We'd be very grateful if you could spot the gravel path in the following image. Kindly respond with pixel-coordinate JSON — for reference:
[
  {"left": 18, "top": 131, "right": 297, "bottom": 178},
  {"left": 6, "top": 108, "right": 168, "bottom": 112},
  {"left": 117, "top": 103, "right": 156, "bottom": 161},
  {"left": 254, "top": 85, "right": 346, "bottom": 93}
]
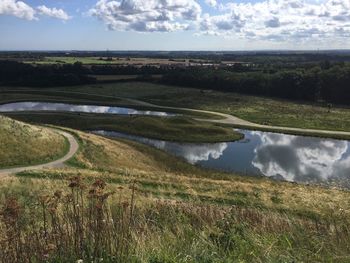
[{"left": 0, "top": 129, "right": 79, "bottom": 177}]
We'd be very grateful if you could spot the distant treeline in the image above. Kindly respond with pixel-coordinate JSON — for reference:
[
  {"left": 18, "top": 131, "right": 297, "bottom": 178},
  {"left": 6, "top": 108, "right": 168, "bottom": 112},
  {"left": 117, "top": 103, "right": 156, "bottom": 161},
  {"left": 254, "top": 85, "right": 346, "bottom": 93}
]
[
  {"left": 1, "top": 60, "right": 350, "bottom": 105},
  {"left": 0, "top": 61, "right": 169, "bottom": 86},
  {"left": 0, "top": 60, "right": 95, "bottom": 87},
  {"left": 162, "top": 63, "right": 350, "bottom": 105},
  {"left": 89, "top": 65, "right": 167, "bottom": 75},
  {"left": 2, "top": 50, "right": 350, "bottom": 63}
]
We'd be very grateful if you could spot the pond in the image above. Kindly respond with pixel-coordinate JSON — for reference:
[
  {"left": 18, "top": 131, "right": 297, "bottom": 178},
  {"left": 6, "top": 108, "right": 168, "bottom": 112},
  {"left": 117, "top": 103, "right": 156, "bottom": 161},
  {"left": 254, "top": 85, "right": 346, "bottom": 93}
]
[
  {"left": 0, "top": 102, "right": 176, "bottom": 116},
  {"left": 93, "top": 130, "right": 350, "bottom": 188}
]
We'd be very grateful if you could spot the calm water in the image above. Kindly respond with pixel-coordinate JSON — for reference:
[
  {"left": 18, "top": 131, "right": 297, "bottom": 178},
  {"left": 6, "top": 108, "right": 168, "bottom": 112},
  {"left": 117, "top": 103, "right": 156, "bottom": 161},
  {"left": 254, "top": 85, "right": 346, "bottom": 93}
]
[
  {"left": 0, "top": 102, "right": 176, "bottom": 116},
  {"left": 94, "top": 130, "right": 350, "bottom": 187}
]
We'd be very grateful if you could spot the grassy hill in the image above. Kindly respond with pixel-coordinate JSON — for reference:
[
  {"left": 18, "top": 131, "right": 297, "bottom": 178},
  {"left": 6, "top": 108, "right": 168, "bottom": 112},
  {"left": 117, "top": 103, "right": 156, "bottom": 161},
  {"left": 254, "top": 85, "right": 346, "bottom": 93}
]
[
  {"left": 0, "top": 115, "right": 68, "bottom": 168},
  {"left": 1, "top": 127, "right": 349, "bottom": 262}
]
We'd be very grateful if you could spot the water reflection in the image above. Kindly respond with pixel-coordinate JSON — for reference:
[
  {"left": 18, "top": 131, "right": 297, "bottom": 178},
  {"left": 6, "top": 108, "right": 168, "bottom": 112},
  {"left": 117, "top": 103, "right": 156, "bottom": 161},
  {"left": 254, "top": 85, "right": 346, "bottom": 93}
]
[
  {"left": 251, "top": 131, "right": 350, "bottom": 183},
  {"left": 93, "top": 129, "right": 350, "bottom": 187},
  {"left": 93, "top": 131, "right": 228, "bottom": 164},
  {"left": 0, "top": 102, "right": 175, "bottom": 116}
]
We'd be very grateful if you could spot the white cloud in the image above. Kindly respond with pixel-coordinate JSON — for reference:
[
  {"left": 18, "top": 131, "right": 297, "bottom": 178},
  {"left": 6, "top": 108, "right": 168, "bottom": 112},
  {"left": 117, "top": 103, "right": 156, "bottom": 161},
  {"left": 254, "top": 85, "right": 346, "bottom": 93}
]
[
  {"left": 0, "top": 0, "right": 70, "bottom": 21},
  {"left": 251, "top": 131, "right": 349, "bottom": 182},
  {"left": 89, "top": 0, "right": 202, "bottom": 32},
  {"left": 37, "top": 5, "right": 71, "bottom": 21},
  {"left": 0, "top": 0, "right": 36, "bottom": 20},
  {"left": 199, "top": 0, "right": 350, "bottom": 42}
]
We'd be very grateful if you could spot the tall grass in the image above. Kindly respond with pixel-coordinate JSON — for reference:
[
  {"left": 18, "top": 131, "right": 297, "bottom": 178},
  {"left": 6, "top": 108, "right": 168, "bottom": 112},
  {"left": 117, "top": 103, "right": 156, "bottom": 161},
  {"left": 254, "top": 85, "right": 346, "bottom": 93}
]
[
  {"left": 0, "top": 177, "right": 136, "bottom": 262},
  {"left": 0, "top": 116, "right": 68, "bottom": 168},
  {"left": 1, "top": 177, "right": 350, "bottom": 262}
]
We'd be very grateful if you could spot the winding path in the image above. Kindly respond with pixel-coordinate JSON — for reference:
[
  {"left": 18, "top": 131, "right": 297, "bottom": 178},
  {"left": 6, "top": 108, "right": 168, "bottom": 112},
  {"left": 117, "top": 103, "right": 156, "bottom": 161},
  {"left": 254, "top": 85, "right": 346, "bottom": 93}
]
[
  {"left": 147, "top": 103, "right": 350, "bottom": 138},
  {"left": 2, "top": 89, "right": 350, "bottom": 138},
  {"left": 0, "top": 129, "right": 79, "bottom": 177},
  {"left": 2, "top": 89, "right": 350, "bottom": 179}
]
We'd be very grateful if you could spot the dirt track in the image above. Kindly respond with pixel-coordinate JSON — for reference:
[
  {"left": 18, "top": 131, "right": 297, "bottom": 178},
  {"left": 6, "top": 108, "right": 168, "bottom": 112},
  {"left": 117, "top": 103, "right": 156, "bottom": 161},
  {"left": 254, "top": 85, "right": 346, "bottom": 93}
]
[{"left": 0, "top": 129, "right": 79, "bottom": 177}]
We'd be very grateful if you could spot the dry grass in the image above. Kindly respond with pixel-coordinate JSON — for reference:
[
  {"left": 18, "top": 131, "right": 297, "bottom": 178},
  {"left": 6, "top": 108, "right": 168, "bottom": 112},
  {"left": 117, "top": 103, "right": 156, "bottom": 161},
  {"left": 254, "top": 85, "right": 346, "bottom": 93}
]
[
  {"left": 1, "top": 176, "right": 350, "bottom": 262},
  {"left": 14, "top": 129, "right": 350, "bottom": 218},
  {"left": 0, "top": 116, "right": 68, "bottom": 168},
  {"left": 1, "top": 126, "right": 350, "bottom": 261}
]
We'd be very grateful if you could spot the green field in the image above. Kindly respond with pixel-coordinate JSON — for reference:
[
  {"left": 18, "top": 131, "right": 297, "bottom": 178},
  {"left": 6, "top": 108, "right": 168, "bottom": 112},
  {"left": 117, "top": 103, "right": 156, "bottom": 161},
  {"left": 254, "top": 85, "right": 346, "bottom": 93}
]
[
  {"left": 26, "top": 56, "right": 121, "bottom": 65},
  {"left": 5, "top": 112, "right": 242, "bottom": 143},
  {"left": 48, "top": 82, "right": 350, "bottom": 132},
  {"left": 0, "top": 88, "right": 221, "bottom": 120},
  {"left": 24, "top": 56, "right": 190, "bottom": 65}
]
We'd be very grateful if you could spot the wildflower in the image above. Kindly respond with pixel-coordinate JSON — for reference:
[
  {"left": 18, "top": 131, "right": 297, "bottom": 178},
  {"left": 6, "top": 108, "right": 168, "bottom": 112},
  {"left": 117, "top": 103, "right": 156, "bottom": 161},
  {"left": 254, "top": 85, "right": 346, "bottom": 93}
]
[
  {"left": 76, "top": 260, "right": 83, "bottom": 263},
  {"left": 69, "top": 176, "right": 82, "bottom": 188},
  {"left": 92, "top": 179, "right": 106, "bottom": 189},
  {"left": 1, "top": 197, "right": 21, "bottom": 224},
  {"left": 88, "top": 188, "right": 97, "bottom": 197},
  {"left": 54, "top": 190, "right": 62, "bottom": 199}
]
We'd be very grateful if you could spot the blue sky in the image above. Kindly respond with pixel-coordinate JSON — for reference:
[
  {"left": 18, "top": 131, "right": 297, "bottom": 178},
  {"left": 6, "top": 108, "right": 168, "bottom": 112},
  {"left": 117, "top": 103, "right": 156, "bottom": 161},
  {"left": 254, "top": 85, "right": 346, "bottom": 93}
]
[{"left": 1, "top": 0, "right": 349, "bottom": 50}]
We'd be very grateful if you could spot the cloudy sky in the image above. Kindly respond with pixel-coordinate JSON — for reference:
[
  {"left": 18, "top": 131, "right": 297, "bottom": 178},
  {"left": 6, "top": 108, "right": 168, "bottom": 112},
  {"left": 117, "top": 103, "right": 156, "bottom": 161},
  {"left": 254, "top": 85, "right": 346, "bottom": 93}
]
[{"left": 1, "top": 0, "right": 349, "bottom": 50}]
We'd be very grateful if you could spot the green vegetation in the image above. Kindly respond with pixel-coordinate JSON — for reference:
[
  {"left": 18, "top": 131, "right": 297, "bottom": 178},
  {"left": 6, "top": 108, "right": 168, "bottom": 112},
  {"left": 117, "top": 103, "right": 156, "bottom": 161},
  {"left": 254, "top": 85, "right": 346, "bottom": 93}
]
[
  {"left": 0, "top": 88, "right": 221, "bottom": 120},
  {"left": 5, "top": 112, "right": 242, "bottom": 143},
  {"left": 53, "top": 82, "right": 350, "bottom": 132},
  {"left": 3, "top": 52, "right": 350, "bottom": 262},
  {"left": 1, "top": 129, "right": 350, "bottom": 262},
  {"left": 30, "top": 56, "right": 120, "bottom": 64},
  {"left": 0, "top": 115, "right": 68, "bottom": 168},
  {"left": 24, "top": 56, "right": 187, "bottom": 65}
]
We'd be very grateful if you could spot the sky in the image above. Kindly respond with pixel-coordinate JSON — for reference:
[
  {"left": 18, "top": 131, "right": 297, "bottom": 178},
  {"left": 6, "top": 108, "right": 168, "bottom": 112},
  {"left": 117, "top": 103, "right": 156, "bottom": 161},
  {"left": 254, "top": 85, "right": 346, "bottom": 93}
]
[{"left": 0, "top": 0, "right": 349, "bottom": 50}]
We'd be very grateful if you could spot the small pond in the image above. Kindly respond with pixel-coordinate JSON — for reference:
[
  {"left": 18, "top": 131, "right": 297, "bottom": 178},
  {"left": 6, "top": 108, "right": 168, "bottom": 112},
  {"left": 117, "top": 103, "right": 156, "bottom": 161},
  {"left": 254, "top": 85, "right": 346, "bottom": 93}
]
[
  {"left": 93, "top": 130, "right": 350, "bottom": 188},
  {"left": 0, "top": 102, "right": 176, "bottom": 116}
]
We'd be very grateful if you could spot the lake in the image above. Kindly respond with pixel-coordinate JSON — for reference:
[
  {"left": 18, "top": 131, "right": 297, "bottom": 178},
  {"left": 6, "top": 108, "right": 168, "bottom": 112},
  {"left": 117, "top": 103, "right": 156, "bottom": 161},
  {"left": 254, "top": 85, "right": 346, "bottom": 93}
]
[
  {"left": 0, "top": 102, "right": 176, "bottom": 116},
  {"left": 94, "top": 130, "right": 350, "bottom": 188}
]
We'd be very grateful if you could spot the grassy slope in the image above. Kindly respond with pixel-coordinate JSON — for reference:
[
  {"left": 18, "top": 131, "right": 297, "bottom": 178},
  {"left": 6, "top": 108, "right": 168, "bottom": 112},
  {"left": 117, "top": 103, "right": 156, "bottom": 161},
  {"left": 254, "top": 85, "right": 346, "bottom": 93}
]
[
  {"left": 5, "top": 112, "right": 242, "bottom": 143},
  {"left": 2, "top": 128, "right": 349, "bottom": 261},
  {"left": 0, "top": 88, "right": 221, "bottom": 120},
  {"left": 51, "top": 82, "right": 350, "bottom": 132},
  {"left": 0, "top": 115, "right": 68, "bottom": 168}
]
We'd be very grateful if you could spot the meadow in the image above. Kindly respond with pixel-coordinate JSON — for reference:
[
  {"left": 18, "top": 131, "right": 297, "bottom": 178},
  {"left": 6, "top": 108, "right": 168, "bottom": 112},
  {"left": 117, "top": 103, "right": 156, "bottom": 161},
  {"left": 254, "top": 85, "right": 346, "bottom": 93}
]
[
  {"left": 2, "top": 81, "right": 350, "bottom": 262},
  {"left": 24, "top": 56, "right": 192, "bottom": 66},
  {"left": 4, "top": 112, "right": 242, "bottom": 143},
  {"left": 0, "top": 116, "right": 68, "bottom": 168},
  {"left": 49, "top": 81, "right": 350, "bottom": 132},
  {"left": 1, "top": 127, "right": 350, "bottom": 262}
]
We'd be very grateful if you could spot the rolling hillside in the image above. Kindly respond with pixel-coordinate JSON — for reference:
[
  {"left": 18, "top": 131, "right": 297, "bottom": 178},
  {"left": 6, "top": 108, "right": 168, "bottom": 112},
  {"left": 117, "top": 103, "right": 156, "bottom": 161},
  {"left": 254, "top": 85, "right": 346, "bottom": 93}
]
[{"left": 0, "top": 115, "right": 68, "bottom": 168}]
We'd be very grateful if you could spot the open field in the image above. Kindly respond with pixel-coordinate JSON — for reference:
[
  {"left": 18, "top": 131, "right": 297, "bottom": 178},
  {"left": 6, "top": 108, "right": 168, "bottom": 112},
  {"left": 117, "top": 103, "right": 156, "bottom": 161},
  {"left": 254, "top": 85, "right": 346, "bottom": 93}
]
[
  {"left": 0, "top": 88, "right": 221, "bottom": 120},
  {"left": 1, "top": 127, "right": 350, "bottom": 261},
  {"left": 0, "top": 116, "right": 68, "bottom": 169},
  {"left": 0, "top": 89, "right": 236, "bottom": 143},
  {"left": 5, "top": 112, "right": 242, "bottom": 143},
  {"left": 47, "top": 81, "right": 350, "bottom": 132},
  {"left": 24, "top": 56, "right": 195, "bottom": 66}
]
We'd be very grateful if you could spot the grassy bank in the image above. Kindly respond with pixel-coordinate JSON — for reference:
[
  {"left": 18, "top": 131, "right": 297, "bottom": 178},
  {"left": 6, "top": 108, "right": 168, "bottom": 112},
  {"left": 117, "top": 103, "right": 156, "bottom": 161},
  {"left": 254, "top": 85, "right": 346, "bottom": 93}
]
[
  {"left": 1, "top": 128, "right": 350, "bottom": 261},
  {"left": 0, "top": 88, "right": 222, "bottom": 120},
  {"left": 0, "top": 115, "right": 68, "bottom": 168},
  {"left": 46, "top": 81, "right": 350, "bottom": 132},
  {"left": 5, "top": 112, "right": 242, "bottom": 143}
]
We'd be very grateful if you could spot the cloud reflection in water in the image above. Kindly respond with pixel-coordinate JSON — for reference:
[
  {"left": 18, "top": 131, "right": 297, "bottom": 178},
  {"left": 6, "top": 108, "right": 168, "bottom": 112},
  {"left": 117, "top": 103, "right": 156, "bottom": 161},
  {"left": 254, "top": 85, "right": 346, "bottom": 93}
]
[
  {"left": 93, "top": 130, "right": 228, "bottom": 164},
  {"left": 93, "top": 129, "right": 350, "bottom": 187},
  {"left": 0, "top": 102, "right": 174, "bottom": 116},
  {"left": 251, "top": 131, "right": 350, "bottom": 182}
]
